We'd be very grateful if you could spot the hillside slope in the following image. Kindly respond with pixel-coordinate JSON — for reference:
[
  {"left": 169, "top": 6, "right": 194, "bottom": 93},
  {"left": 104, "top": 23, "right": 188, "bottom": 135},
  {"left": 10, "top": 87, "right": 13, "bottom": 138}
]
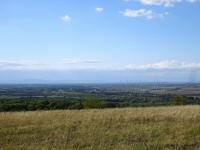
[{"left": 0, "top": 106, "right": 200, "bottom": 149}]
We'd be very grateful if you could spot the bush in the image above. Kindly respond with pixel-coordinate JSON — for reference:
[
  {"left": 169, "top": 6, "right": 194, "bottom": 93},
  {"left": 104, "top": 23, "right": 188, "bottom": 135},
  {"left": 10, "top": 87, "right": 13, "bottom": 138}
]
[
  {"left": 83, "top": 96, "right": 105, "bottom": 109},
  {"left": 171, "top": 96, "right": 187, "bottom": 105},
  {"left": 68, "top": 101, "right": 83, "bottom": 109}
]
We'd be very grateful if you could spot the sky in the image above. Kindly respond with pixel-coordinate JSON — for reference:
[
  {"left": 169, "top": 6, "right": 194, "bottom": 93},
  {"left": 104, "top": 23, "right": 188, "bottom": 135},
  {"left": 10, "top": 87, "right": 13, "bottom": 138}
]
[{"left": 0, "top": 0, "right": 200, "bottom": 83}]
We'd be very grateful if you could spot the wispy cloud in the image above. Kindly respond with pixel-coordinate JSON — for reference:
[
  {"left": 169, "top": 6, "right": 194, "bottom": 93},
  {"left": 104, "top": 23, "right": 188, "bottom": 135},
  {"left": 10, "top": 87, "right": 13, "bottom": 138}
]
[
  {"left": 0, "top": 61, "right": 25, "bottom": 68},
  {"left": 0, "top": 59, "right": 101, "bottom": 70},
  {"left": 138, "top": 0, "right": 181, "bottom": 7},
  {"left": 186, "top": 0, "right": 200, "bottom": 2},
  {"left": 61, "top": 15, "right": 71, "bottom": 23},
  {"left": 122, "top": 9, "right": 168, "bottom": 19},
  {"left": 95, "top": 7, "right": 104, "bottom": 13},
  {"left": 124, "top": 0, "right": 199, "bottom": 7}
]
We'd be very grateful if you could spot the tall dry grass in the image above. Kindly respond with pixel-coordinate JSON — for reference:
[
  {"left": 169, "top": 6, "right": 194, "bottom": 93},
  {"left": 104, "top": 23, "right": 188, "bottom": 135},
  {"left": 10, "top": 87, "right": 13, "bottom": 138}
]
[{"left": 0, "top": 106, "right": 200, "bottom": 149}]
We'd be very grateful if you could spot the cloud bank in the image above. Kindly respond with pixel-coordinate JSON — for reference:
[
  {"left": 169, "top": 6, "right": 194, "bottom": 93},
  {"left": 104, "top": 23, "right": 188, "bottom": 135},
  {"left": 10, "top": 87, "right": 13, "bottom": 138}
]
[
  {"left": 0, "top": 60, "right": 199, "bottom": 83},
  {"left": 0, "top": 60, "right": 200, "bottom": 71},
  {"left": 126, "top": 60, "right": 200, "bottom": 70}
]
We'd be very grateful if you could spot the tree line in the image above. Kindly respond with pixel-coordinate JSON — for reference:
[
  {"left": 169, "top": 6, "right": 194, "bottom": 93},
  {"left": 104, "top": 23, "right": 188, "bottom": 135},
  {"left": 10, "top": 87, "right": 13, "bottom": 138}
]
[{"left": 0, "top": 95, "right": 196, "bottom": 112}]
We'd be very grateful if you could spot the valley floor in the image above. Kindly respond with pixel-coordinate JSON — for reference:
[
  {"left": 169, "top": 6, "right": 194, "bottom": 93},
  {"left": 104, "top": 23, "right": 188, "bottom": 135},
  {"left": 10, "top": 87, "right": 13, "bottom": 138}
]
[{"left": 0, "top": 106, "right": 200, "bottom": 150}]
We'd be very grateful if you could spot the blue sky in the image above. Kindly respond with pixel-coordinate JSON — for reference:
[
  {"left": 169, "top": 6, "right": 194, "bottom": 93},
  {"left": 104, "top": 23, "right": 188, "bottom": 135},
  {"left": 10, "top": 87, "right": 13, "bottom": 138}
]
[{"left": 0, "top": 0, "right": 200, "bottom": 82}]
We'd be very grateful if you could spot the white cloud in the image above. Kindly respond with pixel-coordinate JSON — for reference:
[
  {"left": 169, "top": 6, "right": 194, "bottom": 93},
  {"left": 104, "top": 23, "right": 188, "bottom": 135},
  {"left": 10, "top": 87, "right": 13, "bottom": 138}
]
[
  {"left": 125, "top": 60, "right": 200, "bottom": 70},
  {"left": 95, "top": 7, "right": 104, "bottom": 12},
  {"left": 122, "top": 9, "right": 168, "bottom": 19},
  {"left": 61, "top": 15, "right": 71, "bottom": 23}
]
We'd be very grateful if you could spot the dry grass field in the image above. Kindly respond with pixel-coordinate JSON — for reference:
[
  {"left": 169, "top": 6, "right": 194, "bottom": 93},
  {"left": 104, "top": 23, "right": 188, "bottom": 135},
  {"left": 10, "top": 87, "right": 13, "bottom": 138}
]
[{"left": 0, "top": 106, "right": 200, "bottom": 150}]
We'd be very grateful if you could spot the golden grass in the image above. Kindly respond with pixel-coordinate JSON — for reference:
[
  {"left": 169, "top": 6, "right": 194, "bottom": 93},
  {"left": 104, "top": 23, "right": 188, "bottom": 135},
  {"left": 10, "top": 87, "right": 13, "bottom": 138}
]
[{"left": 0, "top": 106, "right": 200, "bottom": 150}]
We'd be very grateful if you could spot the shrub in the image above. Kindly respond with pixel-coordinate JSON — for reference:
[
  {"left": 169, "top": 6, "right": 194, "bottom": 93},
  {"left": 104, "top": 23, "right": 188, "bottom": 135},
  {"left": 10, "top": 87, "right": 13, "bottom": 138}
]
[
  {"left": 83, "top": 96, "right": 105, "bottom": 109},
  {"left": 171, "top": 96, "right": 187, "bottom": 105}
]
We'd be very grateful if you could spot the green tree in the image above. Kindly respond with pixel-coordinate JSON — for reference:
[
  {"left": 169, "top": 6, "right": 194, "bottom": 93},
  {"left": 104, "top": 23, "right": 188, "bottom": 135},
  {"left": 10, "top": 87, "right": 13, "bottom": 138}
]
[
  {"left": 171, "top": 96, "right": 187, "bottom": 105},
  {"left": 83, "top": 96, "right": 105, "bottom": 109}
]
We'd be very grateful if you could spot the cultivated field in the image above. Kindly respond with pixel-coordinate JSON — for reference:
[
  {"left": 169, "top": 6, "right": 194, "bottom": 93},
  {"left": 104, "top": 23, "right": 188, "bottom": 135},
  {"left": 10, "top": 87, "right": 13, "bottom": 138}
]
[{"left": 0, "top": 106, "right": 200, "bottom": 150}]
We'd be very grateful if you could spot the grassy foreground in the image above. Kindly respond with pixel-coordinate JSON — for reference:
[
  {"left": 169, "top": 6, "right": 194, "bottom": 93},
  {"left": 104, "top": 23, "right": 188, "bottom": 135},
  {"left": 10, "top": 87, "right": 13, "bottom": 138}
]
[{"left": 0, "top": 106, "right": 200, "bottom": 150}]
